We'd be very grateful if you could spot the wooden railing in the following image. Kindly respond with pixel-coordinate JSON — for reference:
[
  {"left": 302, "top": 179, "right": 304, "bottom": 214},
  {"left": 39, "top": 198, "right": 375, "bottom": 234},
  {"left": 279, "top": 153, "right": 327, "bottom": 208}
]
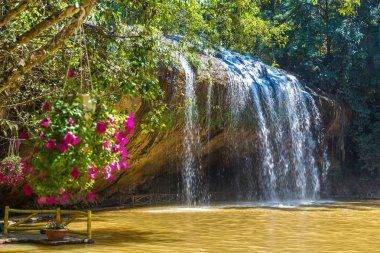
[{"left": 3, "top": 206, "right": 92, "bottom": 239}]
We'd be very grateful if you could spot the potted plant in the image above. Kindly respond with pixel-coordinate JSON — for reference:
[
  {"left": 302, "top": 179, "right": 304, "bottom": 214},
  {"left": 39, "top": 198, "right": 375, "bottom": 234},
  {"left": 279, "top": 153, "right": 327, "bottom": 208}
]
[{"left": 45, "top": 220, "right": 67, "bottom": 241}]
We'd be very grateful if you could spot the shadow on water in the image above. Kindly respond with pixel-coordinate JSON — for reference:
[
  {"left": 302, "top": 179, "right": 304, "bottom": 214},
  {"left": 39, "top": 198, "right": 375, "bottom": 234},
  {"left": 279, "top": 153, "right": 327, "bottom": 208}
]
[{"left": 92, "top": 228, "right": 184, "bottom": 244}]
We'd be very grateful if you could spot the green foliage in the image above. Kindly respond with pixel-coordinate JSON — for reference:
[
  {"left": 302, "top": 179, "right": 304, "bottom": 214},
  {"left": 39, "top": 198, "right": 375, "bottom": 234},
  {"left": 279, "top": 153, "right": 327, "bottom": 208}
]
[
  {"left": 45, "top": 221, "right": 66, "bottom": 229},
  {"left": 260, "top": 0, "right": 380, "bottom": 175},
  {"left": 26, "top": 95, "right": 131, "bottom": 197},
  {"left": 1, "top": 156, "right": 22, "bottom": 175}
]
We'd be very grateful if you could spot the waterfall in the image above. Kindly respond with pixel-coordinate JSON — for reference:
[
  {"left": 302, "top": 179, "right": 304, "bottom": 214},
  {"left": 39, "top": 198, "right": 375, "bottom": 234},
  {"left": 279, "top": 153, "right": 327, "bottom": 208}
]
[
  {"left": 180, "top": 55, "right": 203, "bottom": 205},
  {"left": 220, "top": 51, "right": 329, "bottom": 200}
]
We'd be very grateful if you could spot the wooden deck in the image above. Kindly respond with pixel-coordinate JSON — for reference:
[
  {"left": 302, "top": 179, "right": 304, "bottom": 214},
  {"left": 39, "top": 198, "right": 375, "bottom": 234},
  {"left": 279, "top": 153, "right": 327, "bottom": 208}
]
[{"left": 0, "top": 233, "right": 94, "bottom": 245}]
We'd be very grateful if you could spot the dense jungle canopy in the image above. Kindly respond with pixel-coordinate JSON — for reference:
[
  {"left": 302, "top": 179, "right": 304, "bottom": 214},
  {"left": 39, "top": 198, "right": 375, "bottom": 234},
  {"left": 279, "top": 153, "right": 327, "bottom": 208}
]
[{"left": 0, "top": 0, "right": 379, "bottom": 188}]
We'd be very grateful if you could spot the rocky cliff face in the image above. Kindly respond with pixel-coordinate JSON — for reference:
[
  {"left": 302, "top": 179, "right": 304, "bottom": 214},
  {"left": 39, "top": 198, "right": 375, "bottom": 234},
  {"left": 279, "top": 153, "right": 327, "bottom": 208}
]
[{"left": 94, "top": 54, "right": 351, "bottom": 205}]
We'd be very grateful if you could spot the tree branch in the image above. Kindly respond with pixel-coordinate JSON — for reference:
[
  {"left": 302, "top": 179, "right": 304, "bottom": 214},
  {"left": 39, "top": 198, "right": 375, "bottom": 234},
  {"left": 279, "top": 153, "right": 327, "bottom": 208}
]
[
  {"left": 0, "top": 0, "right": 97, "bottom": 93},
  {"left": 0, "top": 8, "right": 86, "bottom": 93},
  {"left": 1, "top": 6, "right": 81, "bottom": 57},
  {"left": 0, "top": 0, "right": 33, "bottom": 27},
  {"left": 83, "top": 22, "right": 142, "bottom": 40}
]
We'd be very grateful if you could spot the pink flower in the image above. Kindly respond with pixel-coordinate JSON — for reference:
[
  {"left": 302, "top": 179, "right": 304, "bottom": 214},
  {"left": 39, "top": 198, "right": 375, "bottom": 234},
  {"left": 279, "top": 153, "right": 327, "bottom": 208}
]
[
  {"left": 43, "top": 102, "right": 51, "bottom": 111},
  {"left": 41, "top": 117, "right": 49, "bottom": 128},
  {"left": 70, "top": 167, "right": 80, "bottom": 179},
  {"left": 119, "top": 157, "right": 129, "bottom": 171},
  {"left": 120, "top": 137, "right": 128, "bottom": 146},
  {"left": 96, "top": 122, "right": 107, "bottom": 135},
  {"left": 72, "top": 137, "right": 81, "bottom": 146},
  {"left": 109, "top": 117, "right": 114, "bottom": 125},
  {"left": 120, "top": 148, "right": 128, "bottom": 157},
  {"left": 63, "top": 132, "right": 80, "bottom": 146},
  {"left": 87, "top": 192, "right": 96, "bottom": 201},
  {"left": 125, "top": 116, "right": 134, "bottom": 135},
  {"left": 23, "top": 185, "right": 33, "bottom": 197},
  {"left": 15, "top": 139, "right": 21, "bottom": 148},
  {"left": 88, "top": 165, "right": 98, "bottom": 180},
  {"left": 19, "top": 132, "right": 29, "bottom": 139},
  {"left": 39, "top": 131, "right": 46, "bottom": 140},
  {"left": 63, "top": 132, "right": 75, "bottom": 144},
  {"left": 58, "top": 142, "right": 69, "bottom": 152},
  {"left": 68, "top": 118, "right": 74, "bottom": 126},
  {"left": 128, "top": 114, "right": 135, "bottom": 120},
  {"left": 103, "top": 138, "right": 109, "bottom": 148},
  {"left": 46, "top": 139, "right": 56, "bottom": 149},
  {"left": 60, "top": 194, "right": 70, "bottom": 203},
  {"left": 104, "top": 173, "right": 115, "bottom": 180},
  {"left": 46, "top": 196, "right": 58, "bottom": 205},
  {"left": 109, "top": 163, "right": 118, "bottom": 172},
  {"left": 37, "top": 196, "right": 47, "bottom": 205},
  {"left": 115, "top": 132, "right": 125, "bottom": 143},
  {"left": 68, "top": 68, "right": 75, "bottom": 79},
  {"left": 59, "top": 188, "right": 66, "bottom": 194}
]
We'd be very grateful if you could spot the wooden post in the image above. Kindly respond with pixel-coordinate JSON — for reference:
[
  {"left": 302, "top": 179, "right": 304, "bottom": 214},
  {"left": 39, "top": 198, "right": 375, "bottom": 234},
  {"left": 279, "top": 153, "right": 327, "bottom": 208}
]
[
  {"left": 87, "top": 210, "right": 92, "bottom": 239},
  {"left": 4, "top": 206, "right": 9, "bottom": 235},
  {"left": 56, "top": 207, "right": 61, "bottom": 222}
]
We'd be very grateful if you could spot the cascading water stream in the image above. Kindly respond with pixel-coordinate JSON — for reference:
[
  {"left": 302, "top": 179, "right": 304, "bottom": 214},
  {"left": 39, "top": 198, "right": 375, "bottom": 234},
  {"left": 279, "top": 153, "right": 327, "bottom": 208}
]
[
  {"left": 219, "top": 50, "right": 329, "bottom": 200},
  {"left": 180, "top": 55, "right": 202, "bottom": 205},
  {"left": 178, "top": 48, "right": 329, "bottom": 203}
]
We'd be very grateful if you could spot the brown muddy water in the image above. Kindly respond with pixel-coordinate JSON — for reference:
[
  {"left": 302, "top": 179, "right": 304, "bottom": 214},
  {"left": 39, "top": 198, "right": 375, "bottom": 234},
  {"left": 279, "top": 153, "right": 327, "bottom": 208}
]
[{"left": 1, "top": 200, "right": 380, "bottom": 252}]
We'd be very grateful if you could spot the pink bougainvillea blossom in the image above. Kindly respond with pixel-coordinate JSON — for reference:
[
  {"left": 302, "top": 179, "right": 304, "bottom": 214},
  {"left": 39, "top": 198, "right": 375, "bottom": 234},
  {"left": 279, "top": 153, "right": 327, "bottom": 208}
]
[
  {"left": 119, "top": 157, "right": 129, "bottom": 171},
  {"left": 96, "top": 122, "right": 107, "bottom": 135},
  {"left": 63, "top": 132, "right": 80, "bottom": 146},
  {"left": 68, "top": 68, "right": 75, "bottom": 79},
  {"left": 68, "top": 118, "right": 74, "bottom": 126},
  {"left": 41, "top": 117, "right": 50, "bottom": 128},
  {"left": 109, "top": 163, "right": 118, "bottom": 172},
  {"left": 87, "top": 192, "right": 96, "bottom": 201},
  {"left": 46, "top": 139, "right": 56, "bottom": 149},
  {"left": 103, "top": 138, "right": 109, "bottom": 149},
  {"left": 120, "top": 148, "right": 128, "bottom": 158},
  {"left": 88, "top": 165, "right": 98, "bottom": 180},
  {"left": 104, "top": 172, "right": 115, "bottom": 180},
  {"left": 120, "top": 137, "right": 128, "bottom": 146},
  {"left": 109, "top": 117, "right": 114, "bottom": 125},
  {"left": 63, "top": 132, "right": 75, "bottom": 144},
  {"left": 125, "top": 114, "right": 135, "bottom": 134},
  {"left": 15, "top": 139, "right": 21, "bottom": 148},
  {"left": 19, "top": 132, "right": 29, "bottom": 139},
  {"left": 59, "top": 187, "right": 66, "bottom": 195},
  {"left": 70, "top": 167, "right": 80, "bottom": 179},
  {"left": 23, "top": 185, "right": 33, "bottom": 197},
  {"left": 72, "top": 137, "right": 81, "bottom": 146},
  {"left": 37, "top": 197, "right": 47, "bottom": 205},
  {"left": 58, "top": 141, "right": 69, "bottom": 152},
  {"left": 115, "top": 131, "right": 125, "bottom": 143},
  {"left": 43, "top": 102, "right": 51, "bottom": 111},
  {"left": 60, "top": 194, "right": 70, "bottom": 203},
  {"left": 46, "top": 196, "right": 58, "bottom": 205},
  {"left": 39, "top": 130, "right": 46, "bottom": 140}
]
